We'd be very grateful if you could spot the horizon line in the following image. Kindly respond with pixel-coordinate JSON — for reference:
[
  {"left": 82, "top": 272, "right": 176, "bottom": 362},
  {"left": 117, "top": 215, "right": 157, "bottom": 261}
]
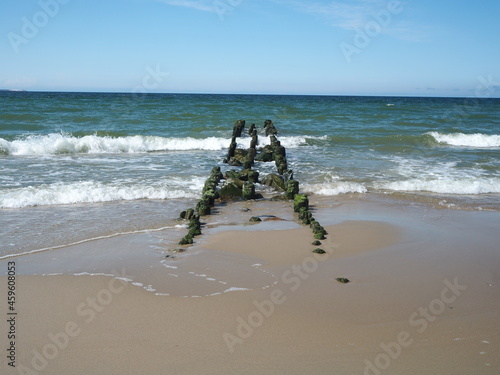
[{"left": 2, "top": 89, "right": 499, "bottom": 100}]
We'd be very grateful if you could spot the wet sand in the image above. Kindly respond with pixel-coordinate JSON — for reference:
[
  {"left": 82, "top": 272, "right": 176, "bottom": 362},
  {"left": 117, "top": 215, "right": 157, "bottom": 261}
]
[{"left": 0, "top": 196, "right": 499, "bottom": 374}]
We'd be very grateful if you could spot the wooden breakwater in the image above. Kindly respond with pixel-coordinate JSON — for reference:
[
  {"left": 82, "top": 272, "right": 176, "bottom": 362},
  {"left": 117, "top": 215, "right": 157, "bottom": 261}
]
[{"left": 175, "top": 120, "right": 328, "bottom": 252}]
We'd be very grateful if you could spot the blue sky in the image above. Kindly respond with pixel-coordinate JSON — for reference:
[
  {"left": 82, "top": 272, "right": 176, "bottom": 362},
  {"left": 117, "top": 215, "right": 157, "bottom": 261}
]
[{"left": 1, "top": 0, "right": 499, "bottom": 97}]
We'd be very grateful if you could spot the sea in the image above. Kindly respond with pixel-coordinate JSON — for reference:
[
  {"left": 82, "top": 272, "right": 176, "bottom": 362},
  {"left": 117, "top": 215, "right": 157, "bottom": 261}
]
[{"left": 1, "top": 92, "right": 499, "bottom": 258}]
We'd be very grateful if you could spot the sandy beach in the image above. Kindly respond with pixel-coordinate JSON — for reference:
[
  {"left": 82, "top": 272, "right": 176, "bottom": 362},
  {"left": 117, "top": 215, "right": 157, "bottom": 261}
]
[
  {"left": 1, "top": 195, "right": 499, "bottom": 374},
  {"left": 3, "top": 0, "right": 500, "bottom": 372}
]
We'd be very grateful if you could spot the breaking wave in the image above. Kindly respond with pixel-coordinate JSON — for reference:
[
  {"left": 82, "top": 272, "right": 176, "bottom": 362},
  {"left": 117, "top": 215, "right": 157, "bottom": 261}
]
[
  {"left": 377, "top": 177, "right": 500, "bottom": 195},
  {"left": 0, "top": 179, "right": 204, "bottom": 208},
  {"left": 302, "top": 181, "right": 368, "bottom": 196},
  {"left": 426, "top": 132, "right": 500, "bottom": 148},
  {"left": 0, "top": 133, "right": 324, "bottom": 156},
  {"left": 0, "top": 134, "right": 230, "bottom": 155}
]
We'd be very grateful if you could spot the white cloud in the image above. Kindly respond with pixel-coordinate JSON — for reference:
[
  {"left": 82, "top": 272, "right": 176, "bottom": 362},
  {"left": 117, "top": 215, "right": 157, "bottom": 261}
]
[
  {"left": 153, "top": 0, "right": 217, "bottom": 13},
  {"left": 382, "top": 21, "right": 431, "bottom": 42},
  {"left": 272, "top": 0, "right": 425, "bottom": 41},
  {"left": 280, "top": 0, "right": 372, "bottom": 29}
]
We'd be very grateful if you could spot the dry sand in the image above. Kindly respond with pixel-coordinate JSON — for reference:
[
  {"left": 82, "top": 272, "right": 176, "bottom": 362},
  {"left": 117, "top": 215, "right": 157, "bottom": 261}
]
[{"left": 1, "top": 196, "right": 499, "bottom": 374}]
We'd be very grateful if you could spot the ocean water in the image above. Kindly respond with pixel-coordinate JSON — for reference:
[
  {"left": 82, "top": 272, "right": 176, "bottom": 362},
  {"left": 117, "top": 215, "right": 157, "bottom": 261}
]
[{"left": 1, "top": 92, "right": 499, "bottom": 256}]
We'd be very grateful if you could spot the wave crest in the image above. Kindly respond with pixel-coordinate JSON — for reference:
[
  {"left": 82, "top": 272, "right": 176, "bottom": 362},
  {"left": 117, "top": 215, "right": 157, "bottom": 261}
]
[
  {"left": 426, "top": 132, "right": 500, "bottom": 148},
  {"left": 302, "top": 181, "right": 367, "bottom": 196},
  {"left": 0, "top": 134, "right": 233, "bottom": 155},
  {"left": 0, "top": 179, "right": 203, "bottom": 208},
  {"left": 0, "top": 133, "right": 322, "bottom": 156},
  {"left": 377, "top": 178, "right": 500, "bottom": 195}
]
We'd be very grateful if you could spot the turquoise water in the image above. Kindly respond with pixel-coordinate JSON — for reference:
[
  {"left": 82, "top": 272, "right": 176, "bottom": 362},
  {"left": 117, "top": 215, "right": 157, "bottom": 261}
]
[{"left": 1, "top": 92, "right": 499, "bottom": 255}]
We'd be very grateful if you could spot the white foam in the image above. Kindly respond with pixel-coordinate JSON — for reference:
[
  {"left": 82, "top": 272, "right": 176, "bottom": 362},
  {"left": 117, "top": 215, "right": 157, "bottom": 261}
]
[
  {"left": 223, "top": 287, "right": 251, "bottom": 293},
  {"left": 303, "top": 181, "right": 368, "bottom": 196},
  {"left": 0, "top": 179, "right": 200, "bottom": 208},
  {"left": 0, "top": 226, "right": 177, "bottom": 260},
  {"left": 427, "top": 132, "right": 500, "bottom": 148},
  {"left": 276, "top": 135, "right": 327, "bottom": 148},
  {"left": 378, "top": 177, "right": 500, "bottom": 194},
  {"left": 115, "top": 277, "right": 134, "bottom": 282},
  {"left": 0, "top": 133, "right": 326, "bottom": 156},
  {"left": 145, "top": 285, "right": 156, "bottom": 292},
  {"left": 390, "top": 156, "right": 458, "bottom": 180},
  {"left": 163, "top": 265, "right": 178, "bottom": 270},
  {"left": 0, "top": 133, "right": 232, "bottom": 155},
  {"left": 237, "top": 135, "right": 326, "bottom": 150}
]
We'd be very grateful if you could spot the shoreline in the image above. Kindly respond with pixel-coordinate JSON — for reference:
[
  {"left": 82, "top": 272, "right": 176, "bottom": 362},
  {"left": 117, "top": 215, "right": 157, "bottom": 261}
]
[
  {"left": 2, "top": 190, "right": 499, "bottom": 260},
  {"left": 1, "top": 197, "right": 499, "bottom": 374}
]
